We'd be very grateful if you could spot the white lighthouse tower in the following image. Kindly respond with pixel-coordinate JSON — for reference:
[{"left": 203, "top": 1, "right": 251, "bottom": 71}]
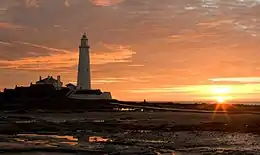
[
  {"left": 69, "top": 33, "right": 112, "bottom": 100},
  {"left": 77, "top": 33, "right": 91, "bottom": 90}
]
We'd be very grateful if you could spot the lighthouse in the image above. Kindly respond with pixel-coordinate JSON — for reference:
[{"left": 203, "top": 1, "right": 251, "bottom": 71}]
[
  {"left": 77, "top": 33, "right": 91, "bottom": 90},
  {"left": 69, "top": 33, "right": 112, "bottom": 100}
]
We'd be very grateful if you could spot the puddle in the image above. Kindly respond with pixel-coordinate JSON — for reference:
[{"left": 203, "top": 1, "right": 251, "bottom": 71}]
[
  {"left": 15, "top": 120, "right": 37, "bottom": 123},
  {"left": 113, "top": 108, "right": 137, "bottom": 111},
  {"left": 93, "top": 120, "right": 105, "bottom": 123},
  {"left": 89, "top": 136, "right": 111, "bottom": 143},
  {"left": 17, "top": 134, "right": 78, "bottom": 141},
  {"left": 131, "top": 130, "right": 151, "bottom": 133},
  {"left": 125, "top": 139, "right": 168, "bottom": 143},
  {"left": 14, "top": 134, "right": 78, "bottom": 146},
  {"left": 0, "top": 131, "right": 259, "bottom": 154}
]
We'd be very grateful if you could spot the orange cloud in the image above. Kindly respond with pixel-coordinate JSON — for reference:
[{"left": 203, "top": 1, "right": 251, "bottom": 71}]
[
  {"left": 92, "top": 76, "right": 152, "bottom": 84},
  {"left": 64, "top": 0, "right": 70, "bottom": 7},
  {"left": 89, "top": 0, "right": 124, "bottom": 6},
  {"left": 197, "top": 19, "right": 234, "bottom": 28},
  {"left": 0, "top": 22, "right": 25, "bottom": 30},
  {"left": 0, "top": 44, "right": 135, "bottom": 71},
  {"left": 0, "top": 8, "right": 7, "bottom": 14},
  {"left": 128, "top": 84, "right": 260, "bottom": 101},
  {"left": 25, "top": 0, "right": 39, "bottom": 8},
  {"left": 209, "top": 77, "right": 260, "bottom": 83},
  {"left": 17, "top": 42, "right": 70, "bottom": 53},
  {"left": 0, "top": 41, "right": 12, "bottom": 46},
  {"left": 168, "top": 31, "right": 220, "bottom": 43}
]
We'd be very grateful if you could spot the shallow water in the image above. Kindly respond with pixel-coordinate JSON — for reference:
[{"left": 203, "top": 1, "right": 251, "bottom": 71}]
[{"left": 1, "top": 112, "right": 260, "bottom": 154}]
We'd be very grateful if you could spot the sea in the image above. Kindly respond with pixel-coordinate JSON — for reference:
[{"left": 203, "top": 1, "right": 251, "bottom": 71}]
[{"left": 1, "top": 111, "right": 260, "bottom": 155}]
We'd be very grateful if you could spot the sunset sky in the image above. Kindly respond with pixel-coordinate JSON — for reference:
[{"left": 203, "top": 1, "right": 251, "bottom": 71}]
[{"left": 1, "top": 0, "right": 260, "bottom": 102}]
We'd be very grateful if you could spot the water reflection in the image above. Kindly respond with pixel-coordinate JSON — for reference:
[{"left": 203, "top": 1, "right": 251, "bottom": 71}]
[
  {"left": 14, "top": 134, "right": 114, "bottom": 146},
  {"left": 93, "top": 119, "right": 105, "bottom": 123},
  {"left": 89, "top": 136, "right": 111, "bottom": 143},
  {"left": 125, "top": 139, "right": 167, "bottom": 143},
  {"left": 113, "top": 108, "right": 138, "bottom": 111},
  {"left": 0, "top": 131, "right": 259, "bottom": 154},
  {"left": 14, "top": 134, "right": 78, "bottom": 147},
  {"left": 15, "top": 120, "right": 37, "bottom": 123},
  {"left": 17, "top": 134, "right": 78, "bottom": 141}
]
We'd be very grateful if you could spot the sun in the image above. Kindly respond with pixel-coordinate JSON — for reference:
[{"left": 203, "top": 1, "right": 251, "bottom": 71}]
[
  {"left": 212, "top": 97, "right": 231, "bottom": 121},
  {"left": 215, "top": 96, "right": 226, "bottom": 104},
  {"left": 209, "top": 86, "right": 233, "bottom": 120},
  {"left": 214, "top": 96, "right": 232, "bottom": 104},
  {"left": 210, "top": 86, "right": 232, "bottom": 103}
]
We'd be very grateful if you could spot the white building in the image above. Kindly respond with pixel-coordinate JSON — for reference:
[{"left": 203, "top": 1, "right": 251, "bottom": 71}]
[
  {"left": 77, "top": 33, "right": 91, "bottom": 90},
  {"left": 36, "top": 75, "right": 63, "bottom": 90},
  {"left": 68, "top": 33, "right": 112, "bottom": 100}
]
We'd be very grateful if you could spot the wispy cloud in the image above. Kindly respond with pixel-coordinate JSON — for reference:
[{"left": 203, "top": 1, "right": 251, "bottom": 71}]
[
  {"left": 125, "top": 84, "right": 260, "bottom": 101},
  {"left": 17, "top": 42, "right": 70, "bottom": 53},
  {"left": 64, "top": 0, "right": 70, "bottom": 7},
  {"left": 0, "top": 41, "right": 12, "bottom": 46},
  {"left": 92, "top": 44, "right": 135, "bottom": 64},
  {"left": 209, "top": 77, "right": 260, "bottom": 83},
  {"left": 0, "top": 8, "right": 8, "bottom": 14},
  {"left": 168, "top": 31, "right": 220, "bottom": 42},
  {"left": 128, "top": 84, "right": 260, "bottom": 95},
  {"left": 92, "top": 77, "right": 126, "bottom": 84},
  {"left": 197, "top": 19, "right": 234, "bottom": 28},
  {"left": 0, "top": 44, "right": 135, "bottom": 71},
  {"left": 66, "top": 76, "right": 151, "bottom": 86},
  {"left": 127, "top": 64, "right": 144, "bottom": 67},
  {"left": 129, "top": 85, "right": 209, "bottom": 94},
  {"left": 0, "top": 22, "right": 25, "bottom": 30},
  {"left": 92, "top": 76, "right": 151, "bottom": 84},
  {"left": 89, "top": 0, "right": 124, "bottom": 6},
  {"left": 25, "top": 0, "right": 39, "bottom": 8}
]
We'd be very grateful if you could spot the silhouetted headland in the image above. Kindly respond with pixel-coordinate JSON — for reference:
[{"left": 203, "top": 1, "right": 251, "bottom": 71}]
[{"left": 1, "top": 83, "right": 260, "bottom": 113}]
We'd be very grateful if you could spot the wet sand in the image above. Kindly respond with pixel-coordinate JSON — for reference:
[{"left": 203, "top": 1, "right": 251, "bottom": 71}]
[{"left": 1, "top": 112, "right": 260, "bottom": 154}]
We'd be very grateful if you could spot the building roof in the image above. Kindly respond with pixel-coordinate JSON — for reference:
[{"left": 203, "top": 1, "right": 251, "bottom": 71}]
[
  {"left": 3, "top": 88, "right": 15, "bottom": 93},
  {"left": 30, "top": 84, "right": 56, "bottom": 90},
  {"left": 15, "top": 86, "right": 30, "bottom": 92},
  {"left": 66, "top": 83, "right": 76, "bottom": 87},
  {"left": 36, "top": 76, "right": 59, "bottom": 83}
]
